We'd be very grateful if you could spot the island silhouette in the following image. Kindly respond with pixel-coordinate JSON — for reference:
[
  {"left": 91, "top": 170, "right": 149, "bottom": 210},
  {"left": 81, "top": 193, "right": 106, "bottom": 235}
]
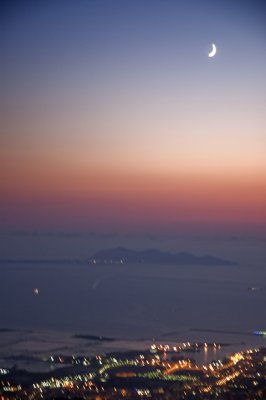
[{"left": 89, "top": 247, "right": 237, "bottom": 266}]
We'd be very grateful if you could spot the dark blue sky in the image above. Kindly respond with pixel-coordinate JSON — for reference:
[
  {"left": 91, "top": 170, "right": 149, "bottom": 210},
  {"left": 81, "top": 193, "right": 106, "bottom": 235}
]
[{"left": 1, "top": 0, "right": 265, "bottom": 234}]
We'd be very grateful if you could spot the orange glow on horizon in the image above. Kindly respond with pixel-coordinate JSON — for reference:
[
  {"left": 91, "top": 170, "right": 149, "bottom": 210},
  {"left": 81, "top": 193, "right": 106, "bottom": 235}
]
[{"left": 1, "top": 155, "right": 265, "bottom": 232}]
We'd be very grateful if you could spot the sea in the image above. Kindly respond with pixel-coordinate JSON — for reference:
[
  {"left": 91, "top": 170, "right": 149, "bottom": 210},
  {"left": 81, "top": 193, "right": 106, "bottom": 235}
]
[{"left": 0, "top": 232, "right": 265, "bottom": 371}]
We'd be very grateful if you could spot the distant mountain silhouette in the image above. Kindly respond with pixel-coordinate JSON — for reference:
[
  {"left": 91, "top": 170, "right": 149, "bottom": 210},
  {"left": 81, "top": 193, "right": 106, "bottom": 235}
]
[{"left": 89, "top": 247, "right": 237, "bottom": 266}]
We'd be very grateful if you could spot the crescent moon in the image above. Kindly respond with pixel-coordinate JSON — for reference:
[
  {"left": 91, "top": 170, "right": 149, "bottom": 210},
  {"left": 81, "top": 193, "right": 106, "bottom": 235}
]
[{"left": 208, "top": 43, "right": 217, "bottom": 58}]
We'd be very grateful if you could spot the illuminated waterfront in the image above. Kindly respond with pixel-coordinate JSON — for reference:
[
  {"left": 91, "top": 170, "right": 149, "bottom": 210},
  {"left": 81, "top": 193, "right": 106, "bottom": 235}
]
[
  {"left": 1, "top": 341, "right": 265, "bottom": 399},
  {"left": 1, "top": 240, "right": 265, "bottom": 399},
  {"left": 1, "top": 0, "right": 265, "bottom": 396}
]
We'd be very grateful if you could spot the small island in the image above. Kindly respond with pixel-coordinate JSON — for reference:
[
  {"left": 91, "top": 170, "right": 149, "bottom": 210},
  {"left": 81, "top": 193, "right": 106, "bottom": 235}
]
[{"left": 89, "top": 247, "right": 237, "bottom": 266}]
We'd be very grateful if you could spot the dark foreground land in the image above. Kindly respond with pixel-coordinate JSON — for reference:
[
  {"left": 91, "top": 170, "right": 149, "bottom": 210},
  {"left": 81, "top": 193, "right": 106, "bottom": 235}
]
[{"left": 1, "top": 341, "right": 265, "bottom": 399}]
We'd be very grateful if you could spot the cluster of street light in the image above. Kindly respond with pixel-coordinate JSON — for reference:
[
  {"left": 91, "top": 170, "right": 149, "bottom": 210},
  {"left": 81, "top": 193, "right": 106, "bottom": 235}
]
[{"left": 1, "top": 343, "right": 265, "bottom": 399}]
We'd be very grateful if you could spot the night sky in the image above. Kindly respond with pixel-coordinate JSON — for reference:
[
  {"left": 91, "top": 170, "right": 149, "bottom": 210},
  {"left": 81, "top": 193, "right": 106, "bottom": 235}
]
[{"left": 1, "top": 0, "right": 265, "bottom": 235}]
